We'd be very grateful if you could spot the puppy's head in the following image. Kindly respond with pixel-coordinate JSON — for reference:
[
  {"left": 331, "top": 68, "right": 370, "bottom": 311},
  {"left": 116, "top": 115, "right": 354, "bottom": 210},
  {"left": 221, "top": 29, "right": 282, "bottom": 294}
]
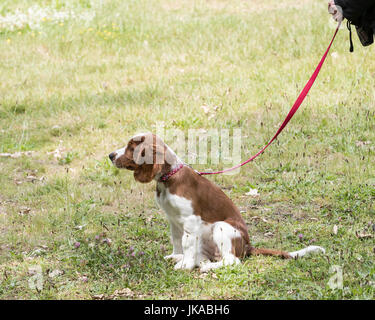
[{"left": 109, "top": 133, "right": 174, "bottom": 183}]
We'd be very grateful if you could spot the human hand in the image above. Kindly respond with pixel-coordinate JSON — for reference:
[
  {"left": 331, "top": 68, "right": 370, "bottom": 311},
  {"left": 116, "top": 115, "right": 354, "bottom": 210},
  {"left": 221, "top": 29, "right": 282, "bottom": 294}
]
[{"left": 328, "top": 0, "right": 344, "bottom": 23}]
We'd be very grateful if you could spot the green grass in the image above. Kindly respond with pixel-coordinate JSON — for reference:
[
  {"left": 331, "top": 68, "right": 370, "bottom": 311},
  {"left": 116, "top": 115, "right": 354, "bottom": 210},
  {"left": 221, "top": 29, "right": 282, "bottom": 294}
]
[{"left": 0, "top": 0, "right": 374, "bottom": 299}]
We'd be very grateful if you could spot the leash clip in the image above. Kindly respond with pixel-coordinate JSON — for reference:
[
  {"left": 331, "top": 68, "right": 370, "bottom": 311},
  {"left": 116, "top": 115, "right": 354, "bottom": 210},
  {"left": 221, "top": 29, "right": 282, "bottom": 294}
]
[{"left": 347, "top": 21, "right": 354, "bottom": 52}]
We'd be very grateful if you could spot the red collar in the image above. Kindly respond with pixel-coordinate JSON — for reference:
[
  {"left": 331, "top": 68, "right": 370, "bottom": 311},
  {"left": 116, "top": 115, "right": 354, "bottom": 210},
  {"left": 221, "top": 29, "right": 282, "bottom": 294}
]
[{"left": 159, "top": 163, "right": 184, "bottom": 182}]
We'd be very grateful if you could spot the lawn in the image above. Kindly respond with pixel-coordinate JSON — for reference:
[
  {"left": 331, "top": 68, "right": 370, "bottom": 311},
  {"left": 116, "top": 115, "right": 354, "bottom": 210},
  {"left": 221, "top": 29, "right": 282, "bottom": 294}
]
[{"left": 0, "top": 0, "right": 374, "bottom": 300}]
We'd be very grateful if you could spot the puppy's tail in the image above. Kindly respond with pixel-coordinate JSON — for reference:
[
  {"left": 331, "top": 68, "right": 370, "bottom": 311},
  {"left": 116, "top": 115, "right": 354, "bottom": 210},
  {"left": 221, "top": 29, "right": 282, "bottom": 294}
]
[
  {"left": 247, "top": 245, "right": 325, "bottom": 259},
  {"left": 288, "top": 245, "right": 326, "bottom": 258}
]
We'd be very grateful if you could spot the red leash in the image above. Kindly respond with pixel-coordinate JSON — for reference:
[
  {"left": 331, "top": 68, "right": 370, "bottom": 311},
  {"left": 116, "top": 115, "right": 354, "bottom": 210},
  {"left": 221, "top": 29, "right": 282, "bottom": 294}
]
[{"left": 199, "top": 25, "right": 341, "bottom": 176}]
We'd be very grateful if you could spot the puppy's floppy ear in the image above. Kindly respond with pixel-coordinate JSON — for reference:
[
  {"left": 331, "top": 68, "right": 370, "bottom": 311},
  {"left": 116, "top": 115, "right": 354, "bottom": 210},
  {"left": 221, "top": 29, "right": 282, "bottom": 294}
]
[
  {"left": 133, "top": 134, "right": 164, "bottom": 183},
  {"left": 134, "top": 162, "right": 162, "bottom": 183}
]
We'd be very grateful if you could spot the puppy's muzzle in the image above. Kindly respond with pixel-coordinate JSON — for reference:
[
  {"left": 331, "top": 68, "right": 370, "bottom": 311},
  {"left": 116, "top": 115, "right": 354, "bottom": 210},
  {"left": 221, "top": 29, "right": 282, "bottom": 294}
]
[{"left": 109, "top": 152, "right": 116, "bottom": 162}]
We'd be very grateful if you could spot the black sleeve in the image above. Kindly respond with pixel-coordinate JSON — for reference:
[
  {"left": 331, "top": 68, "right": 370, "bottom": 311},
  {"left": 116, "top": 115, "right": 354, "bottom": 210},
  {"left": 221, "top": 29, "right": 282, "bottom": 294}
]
[{"left": 334, "top": 0, "right": 375, "bottom": 24}]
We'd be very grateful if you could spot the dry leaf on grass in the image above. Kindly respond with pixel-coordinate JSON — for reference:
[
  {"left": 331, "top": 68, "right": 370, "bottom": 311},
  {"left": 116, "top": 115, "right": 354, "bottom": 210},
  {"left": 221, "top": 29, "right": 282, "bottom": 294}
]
[
  {"left": 245, "top": 189, "right": 259, "bottom": 197},
  {"left": 356, "top": 141, "right": 371, "bottom": 147},
  {"left": 26, "top": 175, "right": 38, "bottom": 182},
  {"left": 47, "top": 148, "right": 64, "bottom": 159},
  {"left": 200, "top": 104, "right": 220, "bottom": 120},
  {"left": 200, "top": 104, "right": 210, "bottom": 114},
  {"left": 101, "top": 238, "right": 112, "bottom": 246},
  {"left": 19, "top": 206, "right": 31, "bottom": 216},
  {"left": 264, "top": 232, "right": 274, "bottom": 237},
  {"left": 333, "top": 225, "right": 338, "bottom": 235},
  {"left": 112, "top": 288, "right": 134, "bottom": 297},
  {"left": 30, "top": 248, "right": 47, "bottom": 257},
  {"left": 48, "top": 269, "right": 64, "bottom": 278},
  {"left": 92, "top": 288, "right": 134, "bottom": 300},
  {"left": 251, "top": 216, "right": 270, "bottom": 224},
  {"left": 356, "top": 231, "right": 373, "bottom": 240}
]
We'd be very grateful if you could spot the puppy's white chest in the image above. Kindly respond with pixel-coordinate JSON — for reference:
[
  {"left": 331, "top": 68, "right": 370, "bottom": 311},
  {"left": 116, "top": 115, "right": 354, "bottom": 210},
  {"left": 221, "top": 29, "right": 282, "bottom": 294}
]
[{"left": 156, "top": 184, "right": 199, "bottom": 230}]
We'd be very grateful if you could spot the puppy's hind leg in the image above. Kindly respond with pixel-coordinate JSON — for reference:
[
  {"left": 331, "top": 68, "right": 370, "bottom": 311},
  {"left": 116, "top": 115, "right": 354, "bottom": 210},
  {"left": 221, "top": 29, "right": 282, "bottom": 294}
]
[{"left": 200, "top": 222, "right": 241, "bottom": 272}]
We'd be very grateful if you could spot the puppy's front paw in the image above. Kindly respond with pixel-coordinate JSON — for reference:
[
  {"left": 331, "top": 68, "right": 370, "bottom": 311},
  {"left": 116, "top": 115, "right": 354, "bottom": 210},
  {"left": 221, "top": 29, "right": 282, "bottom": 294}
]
[
  {"left": 164, "top": 253, "right": 183, "bottom": 263},
  {"left": 174, "top": 258, "right": 196, "bottom": 271}
]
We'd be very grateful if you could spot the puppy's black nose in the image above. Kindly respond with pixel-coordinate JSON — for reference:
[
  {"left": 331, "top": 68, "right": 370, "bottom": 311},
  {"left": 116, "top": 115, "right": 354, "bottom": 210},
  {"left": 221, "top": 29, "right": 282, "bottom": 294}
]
[{"left": 109, "top": 152, "right": 116, "bottom": 161}]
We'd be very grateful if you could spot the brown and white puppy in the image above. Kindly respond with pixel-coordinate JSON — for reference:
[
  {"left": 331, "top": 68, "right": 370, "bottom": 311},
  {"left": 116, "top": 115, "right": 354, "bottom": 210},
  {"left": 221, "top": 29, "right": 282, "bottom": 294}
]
[{"left": 109, "top": 133, "right": 325, "bottom": 271}]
